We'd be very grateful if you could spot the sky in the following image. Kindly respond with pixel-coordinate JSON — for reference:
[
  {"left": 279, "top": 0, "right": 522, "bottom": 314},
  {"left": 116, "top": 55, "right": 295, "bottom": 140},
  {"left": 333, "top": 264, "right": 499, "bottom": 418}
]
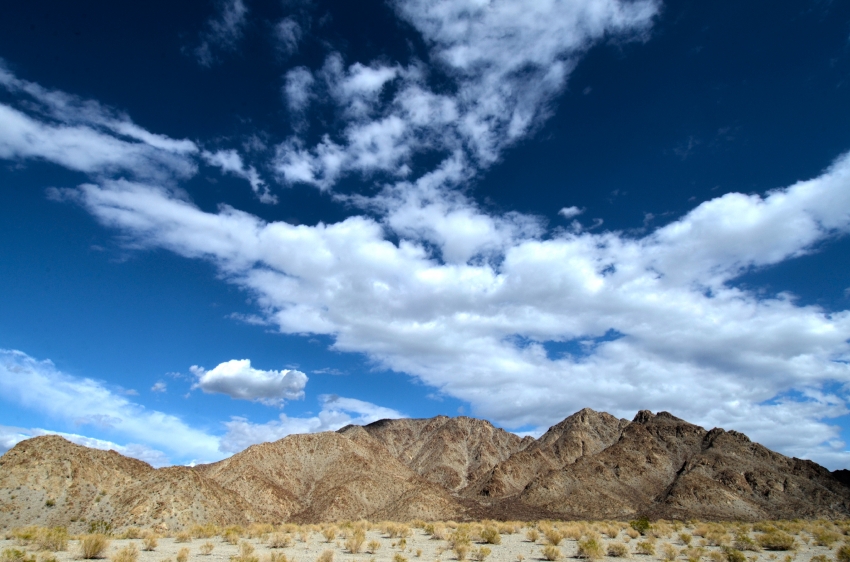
[{"left": 1, "top": 0, "right": 850, "bottom": 469}]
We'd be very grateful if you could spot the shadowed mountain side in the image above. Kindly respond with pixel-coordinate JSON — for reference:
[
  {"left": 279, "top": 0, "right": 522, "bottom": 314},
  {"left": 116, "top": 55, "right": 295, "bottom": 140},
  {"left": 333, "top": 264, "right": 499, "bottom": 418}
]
[
  {"left": 195, "top": 428, "right": 467, "bottom": 523},
  {"left": 473, "top": 408, "right": 629, "bottom": 498},
  {"left": 517, "top": 411, "right": 850, "bottom": 520},
  {"left": 358, "top": 415, "right": 531, "bottom": 494}
]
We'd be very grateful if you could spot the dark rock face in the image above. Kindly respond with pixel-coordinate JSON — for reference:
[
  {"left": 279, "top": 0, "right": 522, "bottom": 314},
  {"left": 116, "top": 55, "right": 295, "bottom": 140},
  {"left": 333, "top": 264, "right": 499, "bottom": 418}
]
[{"left": 2, "top": 409, "right": 849, "bottom": 526}]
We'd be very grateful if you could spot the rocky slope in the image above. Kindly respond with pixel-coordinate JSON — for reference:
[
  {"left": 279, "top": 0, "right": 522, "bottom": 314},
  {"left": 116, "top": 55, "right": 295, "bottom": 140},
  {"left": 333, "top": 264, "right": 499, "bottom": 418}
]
[
  {"left": 1, "top": 409, "right": 849, "bottom": 528},
  {"left": 0, "top": 435, "right": 252, "bottom": 531}
]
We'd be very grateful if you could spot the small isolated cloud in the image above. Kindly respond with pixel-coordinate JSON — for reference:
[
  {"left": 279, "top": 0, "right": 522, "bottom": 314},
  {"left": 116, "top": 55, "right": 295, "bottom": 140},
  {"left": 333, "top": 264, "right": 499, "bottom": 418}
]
[
  {"left": 193, "top": 0, "right": 249, "bottom": 67},
  {"left": 559, "top": 206, "right": 584, "bottom": 219},
  {"left": 218, "top": 394, "right": 403, "bottom": 452},
  {"left": 275, "top": 17, "right": 302, "bottom": 57},
  {"left": 151, "top": 381, "right": 167, "bottom": 393},
  {"left": 202, "top": 149, "right": 277, "bottom": 204},
  {"left": 190, "top": 359, "right": 308, "bottom": 406}
]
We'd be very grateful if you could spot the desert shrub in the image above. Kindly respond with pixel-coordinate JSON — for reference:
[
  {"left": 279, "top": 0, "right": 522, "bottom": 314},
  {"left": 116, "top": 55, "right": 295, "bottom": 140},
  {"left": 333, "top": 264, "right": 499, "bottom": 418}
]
[
  {"left": 630, "top": 518, "right": 651, "bottom": 536},
  {"left": 36, "top": 527, "right": 68, "bottom": 551},
  {"left": 722, "top": 547, "right": 746, "bottom": 562},
  {"left": 680, "top": 533, "right": 693, "bottom": 546},
  {"left": 454, "top": 543, "right": 470, "bottom": 561},
  {"left": 707, "top": 551, "right": 724, "bottom": 562},
  {"left": 660, "top": 544, "right": 677, "bottom": 561},
  {"left": 224, "top": 530, "right": 241, "bottom": 546},
  {"left": 316, "top": 551, "right": 333, "bottom": 562},
  {"left": 39, "top": 553, "right": 58, "bottom": 562},
  {"left": 2, "top": 549, "right": 35, "bottom": 562},
  {"left": 176, "top": 547, "right": 189, "bottom": 562},
  {"left": 387, "top": 524, "right": 412, "bottom": 539},
  {"left": 200, "top": 543, "right": 214, "bottom": 556},
  {"left": 602, "top": 524, "right": 621, "bottom": 539},
  {"left": 608, "top": 543, "right": 630, "bottom": 558},
  {"left": 471, "top": 547, "right": 490, "bottom": 562},
  {"left": 142, "top": 534, "right": 158, "bottom": 551},
  {"left": 758, "top": 531, "right": 796, "bottom": 551},
  {"left": 810, "top": 556, "right": 828, "bottom": 562},
  {"left": 265, "top": 554, "right": 288, "bottom": 562},
  {"left": 562, "top": 525, "right": 583, "bottom": 541},
  {"left": 269, "top": 534, "right": 293, "bottom": 549},
  {"left": 733, "top": 534, "right": 760, "bottom": 552},
  {"left": 232, "top": 541, "right": 258, "bottom": 562},
  {"left": 80, "top": 535, "right": 111, "bottom": 559},
  {"left": 682, "top": 546, "right": 705, "bottom": 562},
  {"left": 543, "top": 528, "right": 564, "bottom": 546},
  {"left": 705, "top": 531, "right": 730, "bottom": 548},
  {"left": 479, "top": 528, "right": 500, "bottom": 545},
  {"left": 626, "top": 529, "right": 640, "bottom": 540},
  {"left": 321, "top": 527, "right": 337, "bottom": 543},
  {"left": 111, "top": 543, "right": 138, "bottom": 562},
  {"left": 635, "top": 541, "right": 655, "bottom": 556},
  {"left": 88, "top": 522, "right": 113, "bottom": 536},
  {"left": 577, "top": 538, "right": 604, "bottom": 560},
  {"left": 541, "top": 545, "right": 561, "bottom": 561},
  {"left": 394, "top": 554, "right": 408, "bottom": 562},
  {"left": 367, "top": 540, "right": 381, "bottom": 554},
  {"left": 175, "top": 532, "right": 191, "bottom": 544},
  {"left": 191, "top": 525, "right": 218, "bottom": 539},
  {"left": 525, "top": 529, "right": 539, "bottom": 543},
  {"left": 814, "top": 529, "right": 842, "bottom": 548},
  {"left": 345, "top": 529, "right": 366, "bottom": 554},
  {"left": 122, "top": 529, "right": 142, "bottom": 540},
  {"left": 836, "top": 545, "right": 850, "bottom": 562}
]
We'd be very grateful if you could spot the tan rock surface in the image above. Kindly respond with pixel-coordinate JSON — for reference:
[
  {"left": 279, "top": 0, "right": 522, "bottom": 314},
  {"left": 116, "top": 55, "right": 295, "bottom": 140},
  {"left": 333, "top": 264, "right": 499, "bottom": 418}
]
[{"left": 196, "top": 429, "right": 467, "bottom": 523}]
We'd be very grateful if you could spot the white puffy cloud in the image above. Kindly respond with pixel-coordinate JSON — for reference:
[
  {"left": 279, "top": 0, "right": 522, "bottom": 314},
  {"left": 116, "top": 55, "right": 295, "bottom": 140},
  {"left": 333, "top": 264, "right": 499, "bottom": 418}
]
[
  {"left": 0, "top": 425, "right": 170, "bottom": 467},
  {"left": 151, "top": 381, "right": 167, "bottom": 393},
  {"left": 0, "top": 349, "right": 221, "bottom": 464},
  {"left": 273, "top": 0, "right": 657, "bottom": 189},
  {"left": 218, "top": 394, "right": 403, "bottom": 453},
  {"left": 190, "top": 359, "right": 308, "bottom": 406},
  {"left": 193, "top": 0, "right": 249, "bottom": 67},
  {"left": 65, "top": 150, "right": 850, "bottom": 468}
]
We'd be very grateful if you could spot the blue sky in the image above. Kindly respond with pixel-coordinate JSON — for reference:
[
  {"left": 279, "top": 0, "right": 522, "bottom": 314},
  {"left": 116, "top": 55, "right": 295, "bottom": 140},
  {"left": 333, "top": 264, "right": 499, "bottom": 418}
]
[{"left": 1, "top": 0, "right": 850, "bottom": 468}]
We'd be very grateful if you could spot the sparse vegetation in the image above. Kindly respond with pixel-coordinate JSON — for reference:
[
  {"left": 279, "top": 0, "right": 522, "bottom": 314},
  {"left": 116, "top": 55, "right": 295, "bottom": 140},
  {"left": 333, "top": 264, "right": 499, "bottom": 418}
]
[
  {"left": 525, "top": 529, "right": 539, "bottom": 543},
  {"left": 110, "top": 543, "right": 138, "bottom": 562},
  {"left": 200, "top": 542, "right": 215, "bottom": 556},
  {"left": 317, "top": 550, "right": 333, "bottom": 562},
  {"left": 635, "top": 541, "right": 655, "bottom": 556},
  {"left": 836, "top": 545, "right": 850, "bottom": 562},
  {"left": 630, "top": 518, "right": 651, "bottom": 536},
  {"left": 577, "top": 537, "right": 604, "bottom": 560},
  {"left": 722, "top": 547, "right": 746, "bottom": 562},
  {"left": 176, "top": 547, "right": 189, "bottom": 562},
  {"left": 759, "top": 531, "right": 796, "bottom": 551},
  {"left": 141, "top": 534, "right": 158, "bottom": 551},
  {"left": 175, "top": 532, "right": 191, "bottom": 543},
  {"left": 269, "top": 534, "right": 293, "bottom": 549},
  {"left": 608, "top": 542, "right": 629, "bottom": 557},
  {"left": 471, "top": 547, "right": 490, "bottom": 561},
  {"left": 480, "top": 528, "right": 501, "bottom": 545},
  {"left": 541, "top": 545, "right": 561, "bottom": 561},
  {"left": 80, "top": 534, "right": 111, "bottom": 559}
]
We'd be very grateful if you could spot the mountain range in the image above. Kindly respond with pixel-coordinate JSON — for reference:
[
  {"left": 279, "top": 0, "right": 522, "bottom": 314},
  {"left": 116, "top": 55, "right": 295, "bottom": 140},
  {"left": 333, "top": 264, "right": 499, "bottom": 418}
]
[{"left": 1, "top": 409, "right": 848, "bottom": 529}]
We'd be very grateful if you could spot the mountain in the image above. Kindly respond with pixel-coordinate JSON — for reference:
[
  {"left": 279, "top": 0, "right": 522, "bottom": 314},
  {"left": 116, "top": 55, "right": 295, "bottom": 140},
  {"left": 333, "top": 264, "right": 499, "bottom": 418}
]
[
  {"left": 0, "top": 435, "right": 252, "bottom": 530},
  {"left": 1, "top": 409, "right": 849, "bottom": 528}
]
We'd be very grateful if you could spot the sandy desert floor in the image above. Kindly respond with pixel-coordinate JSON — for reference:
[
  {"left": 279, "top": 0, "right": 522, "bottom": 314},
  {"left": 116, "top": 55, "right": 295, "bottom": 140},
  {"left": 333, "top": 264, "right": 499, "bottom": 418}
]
[{"left": 0, "top": 523, "right": 844, "bottom": 562}]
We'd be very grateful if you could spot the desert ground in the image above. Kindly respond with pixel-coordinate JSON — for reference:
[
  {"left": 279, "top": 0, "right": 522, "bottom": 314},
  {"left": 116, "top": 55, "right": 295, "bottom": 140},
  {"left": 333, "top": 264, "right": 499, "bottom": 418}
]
[{"left": 1, "top": 520, "right": 847, "bottom": 562}]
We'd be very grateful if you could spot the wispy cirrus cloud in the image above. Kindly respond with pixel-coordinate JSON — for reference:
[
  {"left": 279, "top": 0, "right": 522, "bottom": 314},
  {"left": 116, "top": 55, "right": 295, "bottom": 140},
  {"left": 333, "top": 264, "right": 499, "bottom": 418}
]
[{"left": 192, "top": 0, "right": 249, "bottom": 67}]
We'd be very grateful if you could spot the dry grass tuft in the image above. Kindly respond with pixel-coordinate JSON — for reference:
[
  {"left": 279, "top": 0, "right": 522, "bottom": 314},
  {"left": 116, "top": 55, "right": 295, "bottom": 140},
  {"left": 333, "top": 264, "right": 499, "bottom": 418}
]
[
  {"left": 199, "top": 542, "right": 214, "bottom": 556},
  {"left": 110, "top": 543, "right": 137, "bottom": 562},
  {"left": 80, "top": 535, "right": 111, "bottom": 559},
  {"left": 541, "top": 545, "right": 561, "bottom": 561},
  {"left": 607, "top": 542, "right": 629, "bottom": 558},
  {"left": 175, "top": 547, "right": 189, "bottom": 562},
  {"left": 316, "top": 550, "right": 333, "bottom": 562}
]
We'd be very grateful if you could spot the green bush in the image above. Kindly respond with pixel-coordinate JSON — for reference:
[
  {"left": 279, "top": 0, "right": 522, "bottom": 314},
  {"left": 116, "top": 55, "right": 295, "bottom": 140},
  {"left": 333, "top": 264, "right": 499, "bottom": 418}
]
[
  {"left": 722, "top": 547, "right": 746, "bottom": 562},
  {"left": 630, "top": 518, "right": 651, "bottom": 536}
]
